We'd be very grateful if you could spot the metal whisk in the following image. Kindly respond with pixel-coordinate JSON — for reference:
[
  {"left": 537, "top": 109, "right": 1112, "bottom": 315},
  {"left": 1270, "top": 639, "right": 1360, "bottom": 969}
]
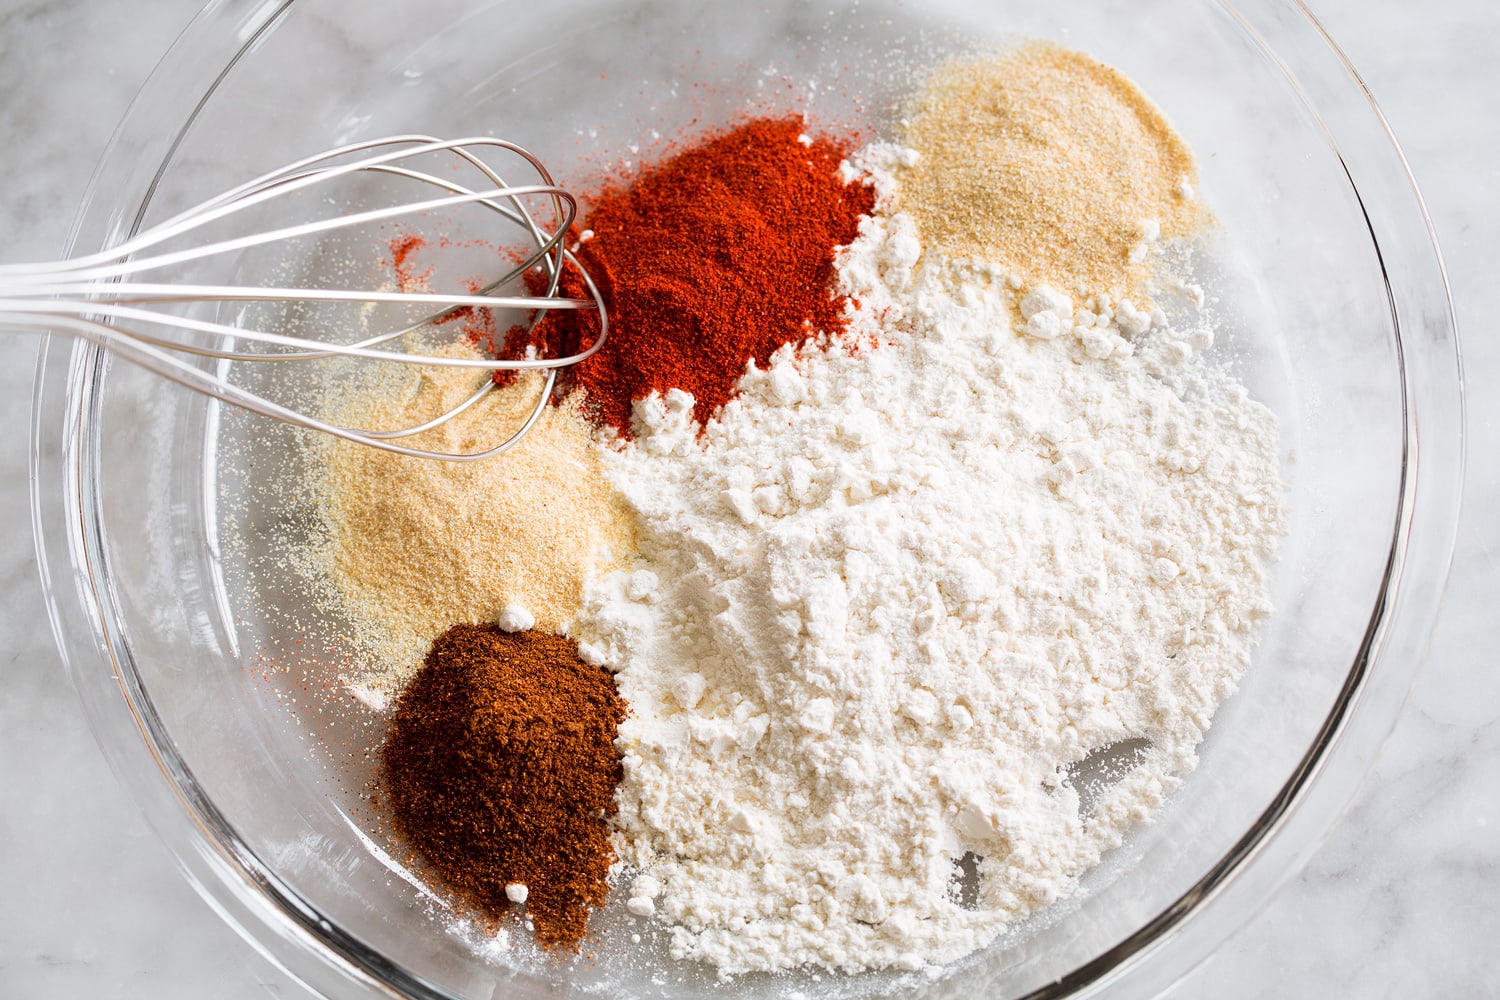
[{"left": 0, "top": 135, "right": 606, "bottom": 461}]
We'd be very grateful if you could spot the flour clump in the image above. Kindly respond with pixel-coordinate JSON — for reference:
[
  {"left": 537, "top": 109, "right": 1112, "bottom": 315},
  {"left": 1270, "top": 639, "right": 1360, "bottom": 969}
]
[{"left": 575, "top": 165, "right": 1284, "bottom": 976}]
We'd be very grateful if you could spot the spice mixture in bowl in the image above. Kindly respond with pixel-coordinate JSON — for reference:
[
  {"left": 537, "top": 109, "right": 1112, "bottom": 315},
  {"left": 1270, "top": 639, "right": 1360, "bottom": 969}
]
[{"left": 31, "top": 0, "right": 1461, "bottom": 998}]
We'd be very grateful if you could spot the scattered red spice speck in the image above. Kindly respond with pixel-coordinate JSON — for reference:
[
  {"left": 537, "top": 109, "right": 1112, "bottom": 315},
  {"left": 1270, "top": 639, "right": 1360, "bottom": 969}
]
[{"left": 389, "top": 233, "right": 432, "bottom": 290}]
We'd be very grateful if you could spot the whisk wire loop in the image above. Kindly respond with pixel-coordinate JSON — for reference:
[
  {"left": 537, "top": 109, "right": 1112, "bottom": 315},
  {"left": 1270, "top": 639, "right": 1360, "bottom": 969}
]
[{"left": 1, "top": 136, "right": 605, "bottom": 460}]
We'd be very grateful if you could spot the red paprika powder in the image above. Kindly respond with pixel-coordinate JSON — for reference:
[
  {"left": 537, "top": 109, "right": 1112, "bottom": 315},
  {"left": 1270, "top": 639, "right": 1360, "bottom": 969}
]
[{"left": 509, "top": 116, "right": 875, "bottom": 433}]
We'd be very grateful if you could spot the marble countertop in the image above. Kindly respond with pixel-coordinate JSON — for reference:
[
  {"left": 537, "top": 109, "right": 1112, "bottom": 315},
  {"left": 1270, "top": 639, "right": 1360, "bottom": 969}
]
[{"left": 1, "top": 0, "right": 1495, "bottom": 996}]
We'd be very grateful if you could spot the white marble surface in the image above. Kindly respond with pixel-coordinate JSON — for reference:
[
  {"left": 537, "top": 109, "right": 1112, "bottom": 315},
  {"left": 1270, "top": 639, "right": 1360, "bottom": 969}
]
[{"left": 0, "top": 0, "right": 1495, "bottom": 996}]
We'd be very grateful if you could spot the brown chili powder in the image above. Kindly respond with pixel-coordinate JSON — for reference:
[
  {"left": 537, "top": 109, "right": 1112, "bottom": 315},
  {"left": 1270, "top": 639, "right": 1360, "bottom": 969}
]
[{"left": 379, "top": 623, "right": 626, "bottom": 950}]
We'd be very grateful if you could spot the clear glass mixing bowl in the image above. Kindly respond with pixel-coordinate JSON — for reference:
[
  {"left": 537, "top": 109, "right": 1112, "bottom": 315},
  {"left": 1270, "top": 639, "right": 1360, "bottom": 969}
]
[{"left": 30, "top": 0, "right": 1463, "bottom": 997}]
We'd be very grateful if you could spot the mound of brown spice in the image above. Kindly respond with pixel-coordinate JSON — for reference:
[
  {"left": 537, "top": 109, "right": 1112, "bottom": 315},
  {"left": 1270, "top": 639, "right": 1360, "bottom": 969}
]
[{"left": 378, "top": 624, "right": 626, "bottom": 949}]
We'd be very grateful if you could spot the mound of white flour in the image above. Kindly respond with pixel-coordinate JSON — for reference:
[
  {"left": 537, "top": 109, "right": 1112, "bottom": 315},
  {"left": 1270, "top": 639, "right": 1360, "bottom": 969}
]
[{"left": 575, "top": 198, "right": 1284, "bottom": 976}]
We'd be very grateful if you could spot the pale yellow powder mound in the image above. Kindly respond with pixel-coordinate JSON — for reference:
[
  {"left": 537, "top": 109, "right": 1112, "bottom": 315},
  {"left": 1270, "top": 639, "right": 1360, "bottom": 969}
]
[
  {"left": 898, "top": 42, "right": 1207, "bottom": 299},
  {"left": 315, "top": 347, "right": 636, "bottom": 692}
]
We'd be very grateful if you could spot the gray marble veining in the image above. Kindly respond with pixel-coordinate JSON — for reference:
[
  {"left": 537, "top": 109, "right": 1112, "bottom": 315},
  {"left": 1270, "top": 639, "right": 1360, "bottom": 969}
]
[{"left": 1, "top": 0, "right": 1495, "bottom": 996}]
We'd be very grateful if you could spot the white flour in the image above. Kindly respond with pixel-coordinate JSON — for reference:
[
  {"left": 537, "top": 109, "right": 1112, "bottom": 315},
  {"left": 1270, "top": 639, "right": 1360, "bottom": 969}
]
[{"left": 575, "top": 155, "right": 1284, "bottom": 977}]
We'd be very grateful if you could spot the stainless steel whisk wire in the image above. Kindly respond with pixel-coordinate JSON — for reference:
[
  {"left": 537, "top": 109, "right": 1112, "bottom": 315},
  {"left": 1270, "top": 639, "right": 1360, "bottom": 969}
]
[{"left": 0, "top": 135, "right": 608, "bottom": 461}]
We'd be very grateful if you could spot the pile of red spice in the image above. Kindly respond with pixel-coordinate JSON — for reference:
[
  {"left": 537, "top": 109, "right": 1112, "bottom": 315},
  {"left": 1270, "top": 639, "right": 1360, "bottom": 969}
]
[
  {"left": 506, "top": 115, "right": 875, "bottom": 433},
  {"left": 378, "top": 624, "right": 626, "bottom": 950}
]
